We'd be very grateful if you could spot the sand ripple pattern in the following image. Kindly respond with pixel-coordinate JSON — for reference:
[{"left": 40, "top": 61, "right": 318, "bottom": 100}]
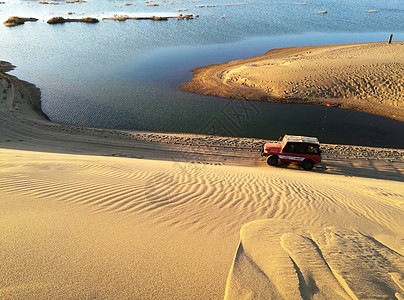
[
  {"left": 1, "top": 154, "right": 404, "bottom": 298},
  {"left": 225, "top": 220, "right": 404, "bottom": 300},
  {"left": 180, "top": 42, "right": 404, "bottom": 121},
  {"left": 1, "top": 158, "right": 403, "bottom": 238}
]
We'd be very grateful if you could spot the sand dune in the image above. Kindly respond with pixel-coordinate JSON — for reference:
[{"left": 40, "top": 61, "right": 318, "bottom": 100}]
[
  {"left": 1, "top": 61, "right": 404, "bottom": 298},
  {"left": 179, "top": 42, "right": 404, "bottom": 121},
  {"left": 1, "top": 149, "right": 404, "bottom": 298}
]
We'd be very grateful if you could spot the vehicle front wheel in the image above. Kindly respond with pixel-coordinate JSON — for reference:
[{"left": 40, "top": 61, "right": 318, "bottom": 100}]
[
  {"left": 267, "top": 155, "right": 278, "bottom": 166},
  {"left": 302, "top": 159, "right": 314, "bottom": 170}
]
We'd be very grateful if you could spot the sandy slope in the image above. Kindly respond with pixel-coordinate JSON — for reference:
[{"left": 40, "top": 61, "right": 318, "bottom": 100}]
[
  {"left": 1, "top": 150, "right": 403, "bottom": 299},
  {"left": 179, "top": 42, "right": 404, "bottom": 122},
  {"left": 1, "top": 62, "right": 404, "bottom": 299}
]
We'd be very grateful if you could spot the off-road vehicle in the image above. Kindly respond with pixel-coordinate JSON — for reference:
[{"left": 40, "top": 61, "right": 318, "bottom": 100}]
[{"left": 262, "top": 134, "right": 321, "bottom": 170}]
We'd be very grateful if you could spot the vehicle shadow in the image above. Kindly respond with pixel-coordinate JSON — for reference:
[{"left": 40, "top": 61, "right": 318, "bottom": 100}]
[
  {"left": 319, "top": 159, "right": 404, "bottom": 182},
  {"left": 259, "top": 157, "right": 403, "bottom": 182}
]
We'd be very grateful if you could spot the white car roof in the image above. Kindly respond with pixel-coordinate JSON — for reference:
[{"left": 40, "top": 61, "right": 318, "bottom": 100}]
[{"left": 284, "top": 135, "right": 320, "bottom": 145}]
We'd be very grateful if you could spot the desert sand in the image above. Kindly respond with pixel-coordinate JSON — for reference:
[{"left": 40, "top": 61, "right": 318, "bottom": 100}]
[
  {"left": 1, "top": 61, "right": 404, "bottom": 299},
  {"left": 179, "top": 42, "right": 404, "bottom": 122}
]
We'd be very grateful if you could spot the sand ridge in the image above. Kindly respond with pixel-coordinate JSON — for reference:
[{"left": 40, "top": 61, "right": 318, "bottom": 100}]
[{"left": 179, "top": 42, "right": 404, "bottom": 121}]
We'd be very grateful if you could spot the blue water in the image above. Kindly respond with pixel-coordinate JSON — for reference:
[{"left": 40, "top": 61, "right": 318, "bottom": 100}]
[{"left": 1, "top": 0, "right": 404, "bottom": 147}]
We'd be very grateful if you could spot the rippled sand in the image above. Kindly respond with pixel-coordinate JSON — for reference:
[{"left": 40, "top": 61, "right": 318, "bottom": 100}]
[{"left": 1, "top": 150, "right": 403, "bottom": 298}]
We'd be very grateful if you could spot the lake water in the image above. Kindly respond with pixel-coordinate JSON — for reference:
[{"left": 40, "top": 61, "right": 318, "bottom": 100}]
[{"left": 1, "top": 0, "right": 404, "bottom": 147}]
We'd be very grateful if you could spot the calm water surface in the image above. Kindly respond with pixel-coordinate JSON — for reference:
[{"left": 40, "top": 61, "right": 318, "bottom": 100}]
[{"left": 1, "top": 0, "right": 404, "bottom": 147}]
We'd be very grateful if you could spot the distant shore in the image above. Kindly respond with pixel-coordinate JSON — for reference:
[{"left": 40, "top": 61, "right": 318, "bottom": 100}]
[{"left": 179, "top": 42, "right": 404, "bottom": 122}]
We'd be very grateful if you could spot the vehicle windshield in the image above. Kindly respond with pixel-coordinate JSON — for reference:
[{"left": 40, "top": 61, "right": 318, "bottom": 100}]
[{"left": 282, "top": 135, "right": 288, "bottom": 146}]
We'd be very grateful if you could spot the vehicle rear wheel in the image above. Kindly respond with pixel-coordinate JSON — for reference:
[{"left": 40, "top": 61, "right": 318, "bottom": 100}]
[
  {"left": 267, "top": 155, "right": 278, "bottom": 166},
  {"left": 302, "top": 159, "right": 314, "bottom": 170}
]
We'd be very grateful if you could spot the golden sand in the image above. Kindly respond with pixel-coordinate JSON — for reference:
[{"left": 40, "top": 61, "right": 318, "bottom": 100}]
[
  {"left": 1, "top": 60, "right": 403, "bottom": 298},
  {"left": 179, "top": 42, "right": 404, "bottom": 121}
]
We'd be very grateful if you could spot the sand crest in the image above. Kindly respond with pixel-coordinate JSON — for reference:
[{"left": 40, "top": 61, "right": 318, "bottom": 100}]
[{"left": 179, "top": 42, "right": 404, "bottom": 121}]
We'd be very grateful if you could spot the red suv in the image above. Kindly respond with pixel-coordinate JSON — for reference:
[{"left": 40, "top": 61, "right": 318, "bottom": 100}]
[{"left": 262, "top": 135, "right": 321, "bottom": 170}]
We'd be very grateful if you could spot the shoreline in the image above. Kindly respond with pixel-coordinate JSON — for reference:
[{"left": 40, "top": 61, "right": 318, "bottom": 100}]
[
  {"left": 1, "top": 60, "right": 404, "bottom": 161},
  {"left": 1, "top": 61, "right": 403, "bottom": 298},
  {"left": 0, "top": 61, "right": 48, "bottom": 120},
  {"left": 179, "top": 42, "right": 404, "bottom": 122}
]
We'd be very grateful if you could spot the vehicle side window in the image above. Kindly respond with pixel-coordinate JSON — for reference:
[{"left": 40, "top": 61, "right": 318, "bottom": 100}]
[
  {"left": 295, "top": 144, "right": 307, "bottom": 154},
  {"left": 283, "top": 142, "right": 296, "bottom": 153},
  {"left": 283, "top": 143, "right": 320, "bottom": 155},
  {"left": 307, "top": 144, "right": 320, "bottom": 155},
  {"left": 284, "top": 143, "right": 320, "bottom": 154}
]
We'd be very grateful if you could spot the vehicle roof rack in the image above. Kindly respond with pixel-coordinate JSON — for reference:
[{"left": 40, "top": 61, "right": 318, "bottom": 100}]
[{"left": 284, "top": 135, "right": 320, "bottom": 145}]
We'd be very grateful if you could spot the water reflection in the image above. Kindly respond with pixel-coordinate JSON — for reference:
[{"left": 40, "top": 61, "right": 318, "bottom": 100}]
[{"left": 38, "top": 32, "right": 404, "bottom": 148}]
